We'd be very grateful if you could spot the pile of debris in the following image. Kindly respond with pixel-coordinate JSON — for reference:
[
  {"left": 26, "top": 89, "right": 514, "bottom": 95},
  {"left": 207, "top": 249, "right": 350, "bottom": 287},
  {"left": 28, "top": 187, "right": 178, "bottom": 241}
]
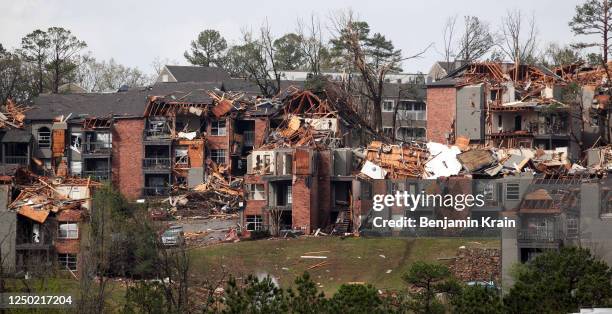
[
  {"left": 162, "top": 163, "right": 244, "bottom": 219},
  {"left": 9, "top": 176, "right": 99, "bottom": 223},
  {"left": 1, "top": 99, "right": 30, "bottom": 129},
  {"left": 449, "top": 247, "right": 501, "bottom": 284},
  {"left": 360, "top": 141, "right": 429, "bottom": 179}
]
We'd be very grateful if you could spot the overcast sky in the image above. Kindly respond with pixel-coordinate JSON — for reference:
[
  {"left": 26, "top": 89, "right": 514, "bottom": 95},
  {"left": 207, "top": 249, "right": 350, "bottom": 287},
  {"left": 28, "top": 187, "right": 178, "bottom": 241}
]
[{"left": 0, "top": 0, "right": 586, "bottom": 75}]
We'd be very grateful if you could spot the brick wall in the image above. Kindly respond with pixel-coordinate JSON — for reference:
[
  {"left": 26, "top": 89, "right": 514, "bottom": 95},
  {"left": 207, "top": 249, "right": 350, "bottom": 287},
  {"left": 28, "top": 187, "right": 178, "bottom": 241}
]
[
  {"left": 207, "top": 117, "right": 230, "bottom": 164},
  {"left": 113, "top": 118, "right": 144, "bottom": 200},
  {"left": 427, "top": 87, "right": 456, "bottom": 144},
  {"left": 292, "top": 176, "right": 312, "bottom": 233},
  {"left": 254, "top": 118, "right": 267, "bottom": 148}
]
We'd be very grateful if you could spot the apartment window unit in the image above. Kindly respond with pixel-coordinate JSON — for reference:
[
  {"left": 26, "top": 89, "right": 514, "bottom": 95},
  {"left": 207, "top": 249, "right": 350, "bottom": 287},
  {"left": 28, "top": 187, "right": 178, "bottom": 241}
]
[
  {"left": 58, "top": 223, "right": 78, "bottom": 239},
  {"left": 397, "top": 127, "right": 426, "bottom": 140},
  {"left": 210, "top": 149, "right": 226, "bottom": 164},
  {"left": 382, "top": 100, "right": 394, "bottom": 112},
  {"left": 382, "top": 127, "right": 393, "bottom": 137},
  {"left": 567, "top": 217, "right": 579, "bottom": 237},
  {"left": 37, "top": 127, "right": 51, "bottom": 148},
  {"left": 505, "top": 183, "right": 520, "bottom": 200},
  {"left": 211, "top": 120, "right": 227, "bottom": 136},
  {"left": 246, "top": 215, "right": 263, "bottom": 231},
  {"left": 58, "top": 253, "right": 77, "bottom": 271},
  {"left": 249, "top": 184, "right": 265, "bottom": 200},
  {"left": 483, "top": 183, "right": 495, "bottom": 200}
]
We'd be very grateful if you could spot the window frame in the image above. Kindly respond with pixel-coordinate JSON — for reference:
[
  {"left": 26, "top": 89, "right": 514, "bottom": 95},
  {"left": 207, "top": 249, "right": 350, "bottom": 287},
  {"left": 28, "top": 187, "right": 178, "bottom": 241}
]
[
  {"left": 37, "top": 127, "right": 51, "bottom": 148},
  {"left": 249, "top": 184, "right": 265, "bottom": 200},
  {"left": 58, "top": 253, "right": 77, "bottom": 271},
  {"left": 382, "top": 100, "right": 394, "bottom": 112},
  {"left": 246, "top": 215, "right": 263, "bottom": 231},
  {"left": 210, "top": 120, "right": 227, "bottom": 136},
  {"left": 210, "top": 149, "right": 226, "bottom": 164},
  {"left": 58, "top": 223, "right": 79, "bottom": 239},
  {"left": 505, "top": 183, "right": 520, "bottom": 200}
]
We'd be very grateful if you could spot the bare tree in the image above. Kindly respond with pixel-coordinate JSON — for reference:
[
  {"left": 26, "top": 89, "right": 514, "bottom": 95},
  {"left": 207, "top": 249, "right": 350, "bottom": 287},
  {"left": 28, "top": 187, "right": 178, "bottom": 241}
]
[
  {"left": 457, "top": 16, "right": 495, "bottom": 62},
  {"left": 441, "top": 16, "right": 457, "bottom": 73},
  {"left": 151, "top": 57, "right": 180, "bottom": 76},
  {"left": 235, "top": 22, "right": 282, "bottom": 97},
  {"left": 330, "top": 10, "right": 431, "bottom": 131},
  {"left": 296, "top": 14, "right": 328, "bottom": 75},
  {"left": 497, "top": 10, "right": 539, "bottom": 64},
  {"left": 268, "top": 207, "right": 283, "bottom": 237}
]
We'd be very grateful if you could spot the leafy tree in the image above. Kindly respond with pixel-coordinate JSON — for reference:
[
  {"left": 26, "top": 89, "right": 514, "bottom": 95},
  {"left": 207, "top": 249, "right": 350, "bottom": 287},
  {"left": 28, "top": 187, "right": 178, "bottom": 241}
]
[
  {"left": 286, "top": 272, "right": 327, "bottom": 314},
  {"left": 403, "top": 261, "right": 461, "bottom": 314},
  {"left": 328, "top": 284, "right": 384, "bottom": 313},
  {"left": 273, "top": 33, "right": 305, "bottom": 71},
  {"left": 123, "top": 282, "right": 169, "bottom": 314},
  {"left": 222, "top": 275, "right": 288, "bottom": 313},
  {"left": 19, "top": 29, "right": 50, "bottom": 93},
  {"left": 184, "top": 29, "right": 227, "bottom": 67},
  {"left": 0, "top": 49, "right": 37, "bottom": 104},
  {"left": 46, "top": 27, "right": 87, "bottom": 93},
  {"left": 452, "top": 285, "right": 502, "bottom": 314},
  {"left": 504, "top": 247, "right": 612, "bottom": 314},
  {"left": 570, "top": 0, "right": 612, "bottom": 64}
]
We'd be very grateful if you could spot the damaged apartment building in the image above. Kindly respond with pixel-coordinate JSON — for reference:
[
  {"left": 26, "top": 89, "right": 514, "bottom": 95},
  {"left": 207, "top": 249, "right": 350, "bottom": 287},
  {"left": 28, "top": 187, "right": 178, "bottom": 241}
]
[
  {"left": 426, "top": 62, "right": 589, "bottom": 160},
  {"left": 242, "top": 88, "right": 382, "bottom": 234}
]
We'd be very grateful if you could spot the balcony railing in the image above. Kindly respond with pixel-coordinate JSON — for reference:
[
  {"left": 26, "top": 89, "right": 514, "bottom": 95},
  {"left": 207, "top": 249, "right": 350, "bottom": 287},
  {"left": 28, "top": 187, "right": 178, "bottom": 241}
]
[
  {"left": 142, "top": 186, "right": 171, "bottom": 196},
  {"left": 82, "top": 170, "right": 111, "bottom": 181},
  {"left": 143, "top": 158, "right": 171, "bottom": 169},
  {"left": 4, "top": 155, "right": 28, "bottom": 165},
  {"left": 517, "top": 228, "right": 563, "bottom": 242},
  {"left": 143, "top": 129, "right": 171, "bottom": 140},
  {"left": 244, "top": 131, "right": 255, "bottom": 147},
  {"left": 396, "top": 110, "right": 426, "bottom": 121},
  {"left": 82, "top": 141, "right": 112, "bottom": 154}
]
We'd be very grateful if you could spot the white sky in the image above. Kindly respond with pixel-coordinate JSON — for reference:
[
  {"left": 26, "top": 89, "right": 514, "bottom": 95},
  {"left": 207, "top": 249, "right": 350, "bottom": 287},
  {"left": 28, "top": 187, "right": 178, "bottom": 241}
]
[{"left": 0, "top": 0, "right": 589, "bottom": 75}]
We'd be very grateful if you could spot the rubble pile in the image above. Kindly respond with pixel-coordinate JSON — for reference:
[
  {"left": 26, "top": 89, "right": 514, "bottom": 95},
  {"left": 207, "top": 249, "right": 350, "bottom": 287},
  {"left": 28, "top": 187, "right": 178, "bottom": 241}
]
[
  {"left": 449, "top": 247, "right": 501, "bottom": 284},
  {"left": 9, "top": 176, "right": 99, "bottom": 223},
  {"left": 361, "top": 141, "right": 429, "bottom": 179},
  {"left": 0, "top": 99, "right": 30, "bottom": 129}
]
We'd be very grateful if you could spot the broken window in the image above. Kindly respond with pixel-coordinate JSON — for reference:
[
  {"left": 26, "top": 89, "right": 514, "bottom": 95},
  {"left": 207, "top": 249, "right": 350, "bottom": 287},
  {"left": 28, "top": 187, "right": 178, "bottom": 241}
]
[
  {"left": 37, "top": 127, "right": 51, "bottom": 148},
  {"left": 58, "top": 253, "right": 77, "bottom": 271},
  {"left": 287, "top": 185, "right": 292, "bottom": 204},
  {"left": 58, "top": 223, "right": 78, "bottom": 239},
  {"left": 382, "top": 100, "right": 394, "bottom": 112},
  {"left": 505, "top": 183, "right": 520, "bottom": 200},
  {"left": 383, "top": 127, "right": 393, "bottom": 137},
  {"left": 246, "top": 215, "right": 263, "bottom": 231},
  {"left": 211, "top": 120, "right": 227, "bottom": 136},
  {"left": 175, "top": 146, "right": 189, "bottom": 167},
  {"left": 249, "top": 184, "right": 265, "bottom": 200},
  {"left": 70, "top": 133, "right": 82, "bottom": 152},
  {"left": 210, "top": 149, "right": 226, "bottom": 164}
]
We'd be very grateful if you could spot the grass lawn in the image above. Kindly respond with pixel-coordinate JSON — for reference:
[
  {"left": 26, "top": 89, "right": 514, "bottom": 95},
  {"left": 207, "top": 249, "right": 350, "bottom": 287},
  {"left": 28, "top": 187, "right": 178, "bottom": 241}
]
[{"left": 189, "top": 237, "right": 499, "bottom": 295}]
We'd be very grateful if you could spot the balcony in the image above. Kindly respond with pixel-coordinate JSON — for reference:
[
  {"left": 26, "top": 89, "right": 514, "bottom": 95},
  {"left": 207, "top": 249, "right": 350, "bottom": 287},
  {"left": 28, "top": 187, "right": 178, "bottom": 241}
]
[
  {"left": 82, "top": 141, "right": 112, "bottom": 156},
  {"left": 517, "top": 228, "right": 563, "bottom": 242},
  {"left": 4, "top": 155, "right": 28, "bottom": 165},
  {"left": 143, "top": 158, "right": 171, "bottom": 170},
  {"left": 82, "top": 170, "right": 111, "bottom": 181},
  {"left": 396, "top": 110, "right": 426, "bottom": 121},
  {"left": 142, "top": 186, "right": 171, "bottom": 197}
]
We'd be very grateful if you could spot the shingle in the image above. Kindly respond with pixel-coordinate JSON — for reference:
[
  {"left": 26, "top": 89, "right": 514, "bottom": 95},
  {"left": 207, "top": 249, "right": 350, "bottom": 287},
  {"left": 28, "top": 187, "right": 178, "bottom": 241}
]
[{"left": 165, "top": 65, "right": 231, "bottom": 82}]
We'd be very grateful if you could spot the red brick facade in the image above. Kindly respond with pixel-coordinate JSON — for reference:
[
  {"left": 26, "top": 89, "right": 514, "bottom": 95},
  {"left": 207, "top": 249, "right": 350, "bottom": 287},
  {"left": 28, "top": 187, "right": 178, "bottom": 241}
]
[
  {"left": 254, "top": 118, "right": 268, "bottom": 148},
  {"left": 113, "top": 118, "right": 144, "bottom": 200},
  {"left": 426, "top": 87, "right": 456, "bottom": 144},
  {"left": 292, "top": 176, "right": 315, "bottom": 233}
]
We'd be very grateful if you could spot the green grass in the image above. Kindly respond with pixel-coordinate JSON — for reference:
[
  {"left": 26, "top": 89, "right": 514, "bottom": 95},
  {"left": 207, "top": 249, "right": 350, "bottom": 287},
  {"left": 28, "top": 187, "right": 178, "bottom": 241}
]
[{"left": 189, "top": 237, "right": 499, "bottom": 295}]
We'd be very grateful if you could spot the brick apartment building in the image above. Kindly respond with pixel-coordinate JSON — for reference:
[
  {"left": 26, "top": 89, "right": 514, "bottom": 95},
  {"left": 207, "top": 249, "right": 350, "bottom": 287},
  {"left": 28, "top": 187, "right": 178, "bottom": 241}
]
[{"left": 425, "top": 62, "right": 607, "bottom": 160}]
